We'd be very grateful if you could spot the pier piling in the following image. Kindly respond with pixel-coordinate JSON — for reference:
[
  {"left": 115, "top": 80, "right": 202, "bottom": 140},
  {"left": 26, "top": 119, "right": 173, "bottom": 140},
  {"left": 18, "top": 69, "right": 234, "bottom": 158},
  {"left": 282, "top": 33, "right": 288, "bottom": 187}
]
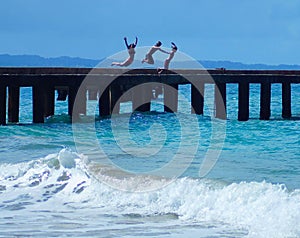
[
  {"left": 1, "top": 68, "right": 300, "bottom": 124},
  {"left": 111, "top": 85, "right": 121, "bottom": 114},
  {"left": 33, "top": 85, "right": 45, "bottom": 123},
  {"left": 164, "top": 84, "right": 179, "bottom": 113},
  {"left": 282, "top": 82, "right": 292, "bottom": 119},
  {"left": 132, "top": 84, "right": 152, "bottom": 112},
  {"left": 260, "top": 82, "right": 271, "bottom": 120},
  {"left": 0, "top": 86, "right": 6, "bottom": 125},
  {"left": 238, "top": 82, "right": 250, "bottom": 121},
  {"left": 99, "top": 87, "right": 111, "bottom": 117},
  {"left": 215, "top": 82, "right": 227, "bottom": 119},
  {"left": 68, "top": 86, "right": 78, "bottom": 117},
  {"left": 8, "top": 86, "right": 20, "bottom": 123},
  {"left": 191, "top": 82, "right": 204, "bottom": 115},
  {"left": 44, "top": 85, "right": 55, "bottom": 117},
  {"left": 76, "top": 87, "right": 87, "bottom": 115}
]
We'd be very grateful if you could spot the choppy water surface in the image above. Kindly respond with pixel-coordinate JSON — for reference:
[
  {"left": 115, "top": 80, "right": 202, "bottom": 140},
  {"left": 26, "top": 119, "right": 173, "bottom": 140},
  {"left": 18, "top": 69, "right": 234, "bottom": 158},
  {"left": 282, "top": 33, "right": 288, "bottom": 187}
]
[{"left": 0, "top": 85, "right": 299, "bottom": 237}]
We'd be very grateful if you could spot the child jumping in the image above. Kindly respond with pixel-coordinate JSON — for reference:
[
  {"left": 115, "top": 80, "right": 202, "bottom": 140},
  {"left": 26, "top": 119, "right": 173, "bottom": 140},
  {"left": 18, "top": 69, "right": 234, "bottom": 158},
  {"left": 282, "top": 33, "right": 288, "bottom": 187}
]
[
  {"left": 158, "top": 42, "right": 178, "bottom": 74},
  {"left": 142, "top": 41, "right": 169, "bottom": 65},
  {"left": 111, "top": 37, "right": 138, "bottom": 67}
]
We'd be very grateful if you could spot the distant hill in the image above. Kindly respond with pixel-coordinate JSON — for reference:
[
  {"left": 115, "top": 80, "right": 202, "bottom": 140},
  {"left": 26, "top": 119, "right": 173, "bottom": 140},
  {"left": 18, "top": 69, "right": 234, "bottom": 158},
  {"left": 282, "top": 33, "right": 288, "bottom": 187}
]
[
  {"left": 200, "top": 60, "right": 300, "bottom": 70},
  {"left": 0, "top": 54, "right": 99, "bottom": 67},
  {"left": 1, "top": 54, "right": 300, "bottom": 70}
]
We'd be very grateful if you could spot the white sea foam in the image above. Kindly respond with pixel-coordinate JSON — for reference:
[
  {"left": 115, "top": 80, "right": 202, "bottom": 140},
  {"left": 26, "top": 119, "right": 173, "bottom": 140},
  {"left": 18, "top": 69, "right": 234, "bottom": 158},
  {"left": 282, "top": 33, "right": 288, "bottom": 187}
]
[{"left": 0, "top": 149, "right": 299, "bottom": 238}]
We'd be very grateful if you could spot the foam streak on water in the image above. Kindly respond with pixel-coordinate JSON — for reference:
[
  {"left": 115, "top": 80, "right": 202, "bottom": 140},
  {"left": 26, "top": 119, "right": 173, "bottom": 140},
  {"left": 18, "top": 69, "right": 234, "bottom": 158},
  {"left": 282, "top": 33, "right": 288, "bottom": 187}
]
[{"left": 0, "top": 149, "right": 299, "bottom": 238}]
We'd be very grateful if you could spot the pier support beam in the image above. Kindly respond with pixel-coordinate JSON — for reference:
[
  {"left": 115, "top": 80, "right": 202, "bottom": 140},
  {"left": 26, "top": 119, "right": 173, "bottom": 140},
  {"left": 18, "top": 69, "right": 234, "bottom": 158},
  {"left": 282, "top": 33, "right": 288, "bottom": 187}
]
[
  {"left": 238, "top": 82, "right": 250, "bottom": 121},
  {"left": 99, "top": 87, "right": 111, "bottom": 117},
  {"left": 132, "top": 84, "right": 152, "bottom": 112},
  {"left": 111, "top": 85, "right": 121, "bottom": 114},
  {"left": 68, "top": 86, "right": 79, "bottom": 117},
  {"left": 33, "top": 85, "right": 45, "bottom": 123},
  {"left": 8, "top": 86, "right": 20, "bottom": 123},
  {"left": 0, "top": 86, "right": 6, "bottom": 125},
  {"left": 215, "top": 83, "right": 227, "bottom": 119},
  {"left": 164, "top": 84, "right": 178, "bottom": 113},
  {"left": 69, "top": 85, "right": 86, "bottom": 121},
  {"left": 282, "top": 82, "right": 291, "bottom": 119},
  {"left": 76, "top": 87, "right": 87, "bottom": 115},
  {"left": 260, "top": 82, "right": 271, "bottom": 120},
  {"left": 44, "top": 85, "right": 55, "bottom": 118},
  {"left": 191, "top": 82, "right": 204, "bottom": 115}
]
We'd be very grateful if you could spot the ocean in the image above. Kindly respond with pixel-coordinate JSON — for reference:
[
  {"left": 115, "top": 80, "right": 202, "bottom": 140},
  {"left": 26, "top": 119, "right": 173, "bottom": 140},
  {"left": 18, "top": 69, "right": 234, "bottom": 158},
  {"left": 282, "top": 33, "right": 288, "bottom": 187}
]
[{"left": 0, "top": 80, "right": 300, "bottom": 237}]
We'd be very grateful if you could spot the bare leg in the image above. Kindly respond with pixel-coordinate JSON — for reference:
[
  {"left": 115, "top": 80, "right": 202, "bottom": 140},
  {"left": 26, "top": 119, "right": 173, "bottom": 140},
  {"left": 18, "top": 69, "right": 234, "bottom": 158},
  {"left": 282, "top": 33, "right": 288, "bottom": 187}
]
[
  {"left": 142, "top": 54, "right": 154, "bottom": 64},
  {"left": 111, "top": 58, "right": 132, "bottom": 67},
  {"left": 147, "top": 57, "right": 154, "bottom": 64},
  {"left": 158, "top": 59, "right": 170, "bottom": 74},
  {"left": 164, "top": 59, "right": 170, "bottom": 70},
  {"left": 111, "top": 62, "right": 121, "bottom": 66},
  {"left": 142, "top": 54, "right": 148, "bottom": 63}
]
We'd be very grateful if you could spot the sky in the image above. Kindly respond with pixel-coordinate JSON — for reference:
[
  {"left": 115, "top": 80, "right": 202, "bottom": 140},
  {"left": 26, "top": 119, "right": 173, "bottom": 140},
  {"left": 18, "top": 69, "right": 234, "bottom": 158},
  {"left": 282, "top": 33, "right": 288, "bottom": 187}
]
[{"left": 1, "top": 0, "right": 300, "bottom": 65}]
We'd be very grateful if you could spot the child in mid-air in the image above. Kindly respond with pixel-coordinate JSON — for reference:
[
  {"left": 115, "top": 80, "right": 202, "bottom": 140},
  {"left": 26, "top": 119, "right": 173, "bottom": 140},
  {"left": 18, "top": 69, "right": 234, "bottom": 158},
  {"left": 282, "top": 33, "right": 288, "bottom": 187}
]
[
  {"left": 111, "top": 37, "right": 138, "bottom": 67},
  {"left": 142, "top": 41, "right": 169, "bottom": 65}
]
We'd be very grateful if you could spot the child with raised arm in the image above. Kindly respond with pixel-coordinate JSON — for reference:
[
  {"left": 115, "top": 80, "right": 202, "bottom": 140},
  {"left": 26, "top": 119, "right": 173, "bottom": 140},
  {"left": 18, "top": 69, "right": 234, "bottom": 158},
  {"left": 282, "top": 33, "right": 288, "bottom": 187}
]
[
  {"left": 142, "top": 41, "right": 169, "bottom": 65},
  {"left": 111, "top": 37, "right": 138, "bottom": 67},
  {"left": 158, "top": 42, "right": 178, "bottom": 74}
]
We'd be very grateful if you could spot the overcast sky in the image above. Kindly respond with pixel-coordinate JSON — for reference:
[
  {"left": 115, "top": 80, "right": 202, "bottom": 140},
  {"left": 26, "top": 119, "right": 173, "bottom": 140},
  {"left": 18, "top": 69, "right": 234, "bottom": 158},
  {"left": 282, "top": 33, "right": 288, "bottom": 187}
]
[{"left": 1, "top": 0, "right": 300, "bottom": 65}]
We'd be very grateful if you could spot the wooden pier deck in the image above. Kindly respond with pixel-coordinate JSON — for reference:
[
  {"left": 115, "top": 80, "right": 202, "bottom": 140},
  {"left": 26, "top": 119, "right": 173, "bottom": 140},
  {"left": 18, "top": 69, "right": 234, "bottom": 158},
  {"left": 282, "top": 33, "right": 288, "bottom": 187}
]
[{"left": 0, "top": 67, "right": 300, "bottom": 124}]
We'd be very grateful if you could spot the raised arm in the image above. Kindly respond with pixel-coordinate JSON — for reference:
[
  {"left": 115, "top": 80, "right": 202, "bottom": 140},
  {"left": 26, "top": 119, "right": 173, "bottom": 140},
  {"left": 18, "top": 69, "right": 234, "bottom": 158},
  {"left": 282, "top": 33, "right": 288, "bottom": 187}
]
[
  {"left": 135, "top": 37, "right": 138, "bottom": 46},
  {"left": 124, "top": 37, "right": 129, "bottom": 48}
]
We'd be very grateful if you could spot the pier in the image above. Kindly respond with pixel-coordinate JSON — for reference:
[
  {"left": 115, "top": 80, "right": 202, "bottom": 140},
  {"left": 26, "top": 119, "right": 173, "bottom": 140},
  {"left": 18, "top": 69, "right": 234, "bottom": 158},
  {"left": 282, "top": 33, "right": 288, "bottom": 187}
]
[{"left": 1, "top": 67, "right": 300, "bottom": 124}]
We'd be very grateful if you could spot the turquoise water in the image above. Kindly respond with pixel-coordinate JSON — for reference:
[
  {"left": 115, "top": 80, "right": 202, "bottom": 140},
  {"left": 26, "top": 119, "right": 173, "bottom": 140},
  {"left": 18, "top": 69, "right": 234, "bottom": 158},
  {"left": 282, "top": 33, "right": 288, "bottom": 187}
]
[{"left": 0, "top": 84, "right": 300, "bottom": 237}]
